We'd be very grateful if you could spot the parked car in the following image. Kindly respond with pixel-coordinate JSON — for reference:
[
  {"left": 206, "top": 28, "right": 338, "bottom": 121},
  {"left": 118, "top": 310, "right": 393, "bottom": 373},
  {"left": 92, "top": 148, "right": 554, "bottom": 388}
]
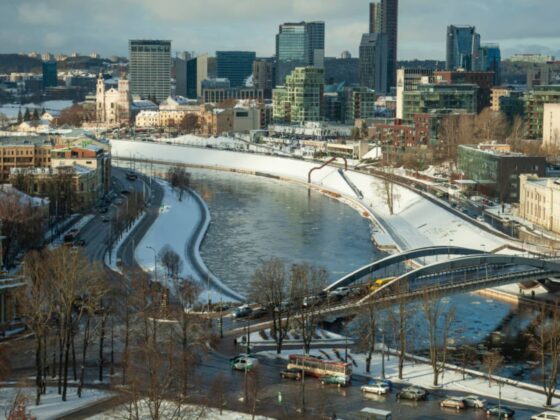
[
  {"left": 532, "top": 411, "right": 560, "bottom": 420},
  {"left": 230, "top": 356, "right": 258, "bottom": 371},
  {"left": 368, "top": 378, "right": 393, "bottom": 390},
  {"left": 320, "top": 375, "right": 349, "bottom": 387},
  {"left": 486, "top": 406, "right": 515, "bottom": 418},
  {"left": 302, "top": 295, "right": 322, "bottom": 307},
  {"left": 361, "top": 381, "right": 390, "bottom": 395},
  {"left": 280, "top": 368, "right": 302, "bottom": 381},
  {"left": 396, "top": 386, "right": 428, "bottom": 401},
  {"left": 463, "top": 395, "right": 487, "bottom": 408},
  {"left": 233, "top": 305, "right": 253, "bottom": 318},
  {"left": 440, "top": 397, "right": 466, "bottom": 410},
  {"left": 73, "top": 239, "right": 86, "bottom": 247},
  {"left": 101, "top": 217, "right": 110, "bottom": 223}
]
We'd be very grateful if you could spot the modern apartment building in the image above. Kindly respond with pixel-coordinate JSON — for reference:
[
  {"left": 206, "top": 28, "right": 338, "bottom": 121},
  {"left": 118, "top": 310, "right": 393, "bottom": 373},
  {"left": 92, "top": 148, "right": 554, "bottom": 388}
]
[
  {"left": 216, "top": 51, "right": 256, "bottom": 88},
  {"left": 524, "top": 85, "right": 560, "bottom": 139},
  {"left": 129, "top": 40, "right": 171, "bottom": 102},
  {"left": 272, "top": 67, "right": 324, "bottom": 124},
  {"left": 359, "top": 32, "right": 388, "bottom": 93},
  {"left": 402, "top": 83, "right": 478, "bottom": 122},
  {"left": 434, "top": 70, "right": 495, "bottom": 111},
  {"left": 275, "top": 21, "right": 325, "bottom": 86},
  {"left": 396, "top": 68, "right": 434, "bottom": 119},
  {"left": 458, "top": 144, "right": 546, "bottom": 202}
]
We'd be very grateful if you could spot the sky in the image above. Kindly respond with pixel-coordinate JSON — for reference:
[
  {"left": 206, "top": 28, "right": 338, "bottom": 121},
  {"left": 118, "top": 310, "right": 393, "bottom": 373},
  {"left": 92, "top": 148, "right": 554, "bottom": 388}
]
[{"left": 1, "top": 0, "right": 560, "bottom": 60}]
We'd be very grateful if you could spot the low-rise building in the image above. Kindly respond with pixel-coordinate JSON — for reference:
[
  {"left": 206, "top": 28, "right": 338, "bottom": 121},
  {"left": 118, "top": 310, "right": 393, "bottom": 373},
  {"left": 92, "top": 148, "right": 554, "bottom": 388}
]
[
  {"left": 0, "top": 136, "right": 52, "bottom": 183},
  {"left": 458, "top": 144, "right": 547, "bottom": 202},
  {"left": 518, "top": 174, "right": 560, "bottom": 234}
]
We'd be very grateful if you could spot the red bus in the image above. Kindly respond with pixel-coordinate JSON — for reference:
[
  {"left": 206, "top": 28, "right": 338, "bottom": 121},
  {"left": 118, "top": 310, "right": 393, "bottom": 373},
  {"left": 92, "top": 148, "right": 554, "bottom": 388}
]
[{"left": 287, "top": 354, "right": 352, "bottom": 383}]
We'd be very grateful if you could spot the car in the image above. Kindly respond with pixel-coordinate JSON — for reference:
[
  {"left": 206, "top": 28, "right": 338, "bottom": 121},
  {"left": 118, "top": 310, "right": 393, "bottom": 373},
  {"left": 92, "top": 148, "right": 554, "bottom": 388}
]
[
  {"left": 361, "top": 382, "right": 390, "bottom": 395},
  {"left": 280, "top": 368, "right": 302, "bottom": 381},
  {"left": 73, "top": 239, "right": 86, "bottom": 247},
  {"left": 101, "top": 217, "right": 110, "bottom": 223},
  {"left": 121, "top": 189, "right": 131, "bottom": 195},
  {"left": 532, "top": 412, "right": 560, "bottom": 420},
  {"left": 328, "top": 287, "right": 351, "bottom": 300},
  {"left": 98, "top": 207, "right": 109, "bottom": 214},
  {"left": 396, "top": 386, "right": 428, "bottom": 401},
  {"left": 321, "top": 375, "right": 349, "bottom": 387},
  {"left": 463, "top": 395, "right": 487, "bottom": 408},
  {"left": 302, "top": 295, "right": 321, "bottom": 307},
  {"left": 440, "top": 397, "right": 466, "bottom": 410},
  {"left": 368, "top": 378, "right": 393, "bottom": 391},
  {"left": 233, "top": 305, "right": 253, "bottom": 318},
  {"left": 230, "top": 356, "right": 258, "bottom": 371},
  {"left": 486, "top": 406, "right": 515, "bottom": 418}
]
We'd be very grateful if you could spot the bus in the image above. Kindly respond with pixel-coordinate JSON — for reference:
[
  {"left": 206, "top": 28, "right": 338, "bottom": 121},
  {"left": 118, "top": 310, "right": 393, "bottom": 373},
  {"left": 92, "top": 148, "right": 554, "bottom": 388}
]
[
  {"left": 369, "top": 277, "right": 396, "bottom": 292},
  {"left": 287, "top": 354, "right": 352, "bottom": 383}
]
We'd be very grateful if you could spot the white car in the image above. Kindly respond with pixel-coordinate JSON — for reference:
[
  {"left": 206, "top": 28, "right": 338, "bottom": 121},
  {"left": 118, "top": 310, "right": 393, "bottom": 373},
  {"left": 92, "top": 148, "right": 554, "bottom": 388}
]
[
  {"left": 463, "top": 395, "right": 486, "bottom": 409},
  {"left": 361, "top": 383, "right": 390, "bottom": 395},
  {"left": 328, "top": 287, "right": 351, "bottom": 299},
  {"left": 532, "top": 412, "right": 560, "bottom": 420}
]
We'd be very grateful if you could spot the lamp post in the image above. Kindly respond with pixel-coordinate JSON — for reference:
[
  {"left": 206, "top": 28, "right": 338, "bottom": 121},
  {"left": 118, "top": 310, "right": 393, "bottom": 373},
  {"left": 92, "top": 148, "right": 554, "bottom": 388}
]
[
  {"left": 379, "top": 326, "right": 386, "bottom": 379},
  {"left": 146, "top": 246, "right": 157, "bottom": 283}
]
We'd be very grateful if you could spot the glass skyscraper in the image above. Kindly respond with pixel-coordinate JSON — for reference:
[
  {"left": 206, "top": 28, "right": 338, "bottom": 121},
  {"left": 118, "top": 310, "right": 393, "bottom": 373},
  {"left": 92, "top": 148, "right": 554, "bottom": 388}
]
[
  {"left": 216, "top": 51, "right": 256, "bottom": 88},
  {"left": 368, "top": 0, "right": 398, "bottom": 91},
  {"left": 42, "top": 61, "right": 58, "bottom": 89},
  {"left": 480, "top": 43, "right": 502, "bottom": 85},
  {"left": 129, "top": 40, "right": 171, "bottom": 102},
  {"left": 446, "top": 25, "right": 480, "bottom": 71},
  {"left": 275, "top": 21, "right": 325, "bottom": 86}
]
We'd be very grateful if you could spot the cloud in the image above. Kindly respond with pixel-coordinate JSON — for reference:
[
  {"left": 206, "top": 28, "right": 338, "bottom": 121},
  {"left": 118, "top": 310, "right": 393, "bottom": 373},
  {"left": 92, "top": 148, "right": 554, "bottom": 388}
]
[
  {"left": 17, "top": 2, "right": 61, "bottom": 25},
  {"left": 1, "top": 0, "right": 559, "bottom": 59}
]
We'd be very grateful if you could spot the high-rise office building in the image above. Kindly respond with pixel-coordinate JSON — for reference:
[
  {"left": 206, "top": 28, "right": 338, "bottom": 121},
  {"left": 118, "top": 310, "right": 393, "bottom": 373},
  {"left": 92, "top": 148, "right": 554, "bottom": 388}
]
[
  {"left": 359, "top": 33, "right": 388, "bottom": 93},
  {"left": 275, "top": 21, "right": 325, "bottom": 86},
  {"left": 129, "top": 40, "right": 171, "bottom": 102},
  {"left": 42, "top": 61, "right": 58, "bottom": 89},
  {"left": 480, "top": 43, "right": 501, "bottom": 85},
  {"left": 368, "top": 0, "right": 398, "bottom": 90},
  {"left": 253, "top": 59, "right": 275, "bottom": 99},
  {"left": 185, "top": 54, "right": 212, "bottom": 100},
  {"left": 175, "top": 52, "right": 191, "bottom": 97},
  {"left": 446, "top": 25, "right": 480, "bottom": 71},
  {"left": 216, "top": 51, "right": 256, "bottom": 88}
]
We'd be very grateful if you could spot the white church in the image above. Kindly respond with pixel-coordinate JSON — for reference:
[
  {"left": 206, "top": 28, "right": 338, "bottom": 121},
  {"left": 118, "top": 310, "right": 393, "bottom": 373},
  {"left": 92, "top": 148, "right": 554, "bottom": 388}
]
[{"left": 95, "top": 74, "right": 131, "bottom": 126}]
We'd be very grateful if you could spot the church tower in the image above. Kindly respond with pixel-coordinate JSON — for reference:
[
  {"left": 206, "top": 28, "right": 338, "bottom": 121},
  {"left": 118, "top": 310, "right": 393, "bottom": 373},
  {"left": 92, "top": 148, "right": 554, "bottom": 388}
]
[{"left": 96, "top": 73, "right": 106, "bottom": 123}]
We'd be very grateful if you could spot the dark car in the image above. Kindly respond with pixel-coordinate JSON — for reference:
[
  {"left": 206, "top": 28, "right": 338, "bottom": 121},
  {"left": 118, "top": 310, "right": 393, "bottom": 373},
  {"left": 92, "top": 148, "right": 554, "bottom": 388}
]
[
  {"left": 280, "top": 368, "right": 302, "bottom": 381},
  {"left": 233, "top": 305, "right": 253, "bottom": 319},
  {"left": 396, "top": 386, "right": 428, "bottom": 401},
  {"left": 486, "top": 406, "right": 515, "bottom": 418}
]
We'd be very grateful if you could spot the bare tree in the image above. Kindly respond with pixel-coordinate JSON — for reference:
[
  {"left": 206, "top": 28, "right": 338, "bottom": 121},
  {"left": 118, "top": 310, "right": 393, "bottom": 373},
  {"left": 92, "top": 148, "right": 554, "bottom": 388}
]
[
  {"left": 474, "top": 108, "right": 508, "bottom": 142},
  {"left": 159, "top": 245, "right": 183, "bottom": 282},
  {"left": 167, "top": 167, "right": 191, "bottom": 201},
  {"left": 483, "top": 349, "right": 504, "bottom": 388},
  {"left": 355, "top": 298, "right": 378, "bottom": 374},
  {"left": 421, "top": 291, "right": 455, "bottom": 386},
  {"left": 389, "top": 282, "right": 413, "bottom": 380},
  {"left": 458, "top": 344, "right": 478, "bottom": 380},
  {"left": 18, "top": 251, "right": 55, "bottom": 405},
  {"left": 290, "top": 263, "right": 328, "bottom": 354},
  {"left": 178, "top": 113, "right": 200, "bottom": 134},
  {"left": 248, "top": 259, "right": 292, "bottom": 354},
  {"left": 529, "top": 302, "right": 560, "bottom": 406}
]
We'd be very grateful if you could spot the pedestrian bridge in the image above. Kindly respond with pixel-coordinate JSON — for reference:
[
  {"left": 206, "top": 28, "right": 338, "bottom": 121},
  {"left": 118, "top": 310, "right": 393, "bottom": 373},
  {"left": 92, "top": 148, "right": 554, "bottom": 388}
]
[
  {"left": 358, "top": 254, "right": 560, "bottom": 304},
  {"left": 325, "top": 246, "right": 484, "bottom": 292}
]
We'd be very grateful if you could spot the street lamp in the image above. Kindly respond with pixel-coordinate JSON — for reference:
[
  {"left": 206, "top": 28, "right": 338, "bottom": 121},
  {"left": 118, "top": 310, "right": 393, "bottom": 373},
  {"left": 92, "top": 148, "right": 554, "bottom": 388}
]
[
  {"left": 448, "top": 238, "right": 454, "bottom": 259},
  {"left": 379, "top": 326, "right": 386, "bottom": 379},
  {"left": 146, "top": 246, "right": 158, "bottom": 283}
]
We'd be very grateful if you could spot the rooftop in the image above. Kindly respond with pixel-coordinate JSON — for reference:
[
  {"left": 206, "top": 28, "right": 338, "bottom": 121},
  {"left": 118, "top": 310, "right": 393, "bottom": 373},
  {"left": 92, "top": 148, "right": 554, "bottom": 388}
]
[{"left": 0, "top": 135, "right": 52, "bottom": 147}]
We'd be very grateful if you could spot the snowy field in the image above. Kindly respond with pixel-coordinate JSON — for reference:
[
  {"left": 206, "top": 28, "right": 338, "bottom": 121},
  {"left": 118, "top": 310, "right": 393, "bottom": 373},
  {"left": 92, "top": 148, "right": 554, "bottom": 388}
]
[
  {"left": 89, "top": 399, "right": 271, "bottom": 419},
  {"left": 0, "top": 387, "right": 110, "bottom": 420},
  {"left": 134, "top": 181, "right": 242, "bottom": 302},
  {"left": 0, "top": 100, "right": 73, "bottom": 120},
  {"left": 259, "top": 348, "right": 559, "bottom": 409},
  {"left": 112, "top": 140, "right": 508, "bottom": 253}
]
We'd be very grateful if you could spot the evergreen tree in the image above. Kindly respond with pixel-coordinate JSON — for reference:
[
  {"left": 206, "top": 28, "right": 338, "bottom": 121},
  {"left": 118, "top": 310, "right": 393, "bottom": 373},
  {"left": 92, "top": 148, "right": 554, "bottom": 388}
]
[
  {"left": 23, "top": 108, "right": 31, "bottom": 121},
  {"left": 32, "top": 108, "right": 39, "bottom": 121},
  {"left": 17, "top": 109, "right": 23, "bottom": 124}
]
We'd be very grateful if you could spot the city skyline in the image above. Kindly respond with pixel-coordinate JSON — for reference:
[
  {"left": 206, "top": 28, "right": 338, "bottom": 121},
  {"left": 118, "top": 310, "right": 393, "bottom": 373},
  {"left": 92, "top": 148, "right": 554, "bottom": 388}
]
[{"left": 2, "top": 0, "right": 560, "bottom": 60}]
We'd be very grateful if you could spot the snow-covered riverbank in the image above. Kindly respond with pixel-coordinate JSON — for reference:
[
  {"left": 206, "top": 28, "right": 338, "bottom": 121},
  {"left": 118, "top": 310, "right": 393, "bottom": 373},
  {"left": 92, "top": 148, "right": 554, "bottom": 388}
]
[{"left": 111, "top": 140, "right": 507, "bottom": 254}]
